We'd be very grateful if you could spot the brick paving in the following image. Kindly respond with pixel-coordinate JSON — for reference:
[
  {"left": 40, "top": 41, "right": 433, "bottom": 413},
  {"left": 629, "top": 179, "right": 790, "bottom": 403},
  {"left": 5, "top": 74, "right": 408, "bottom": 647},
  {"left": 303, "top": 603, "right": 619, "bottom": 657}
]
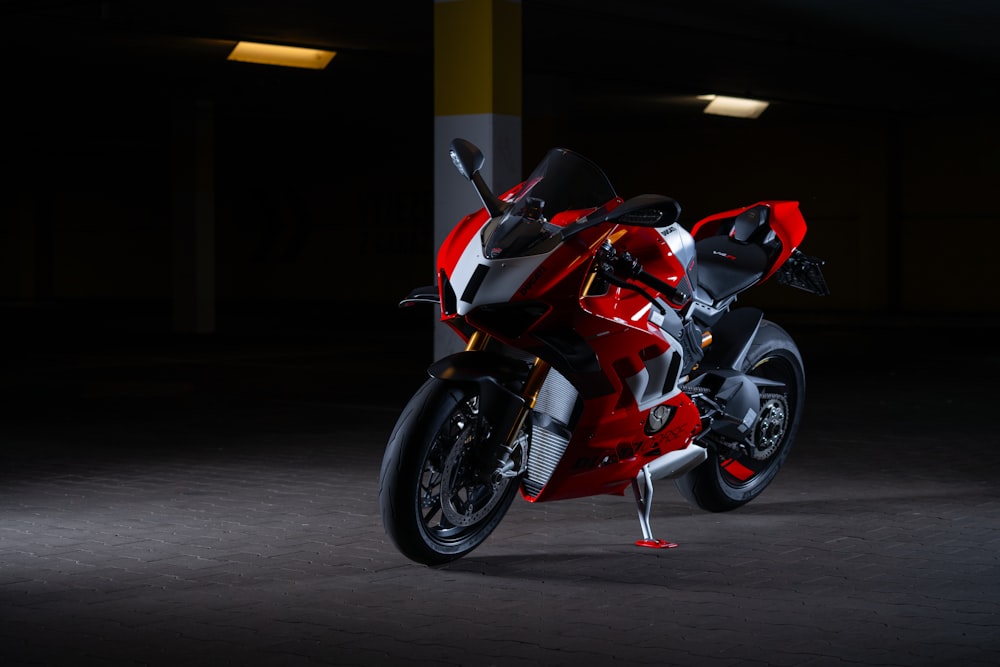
[{"left": 1, "top": 318, "right": 998, "bottom": 666}]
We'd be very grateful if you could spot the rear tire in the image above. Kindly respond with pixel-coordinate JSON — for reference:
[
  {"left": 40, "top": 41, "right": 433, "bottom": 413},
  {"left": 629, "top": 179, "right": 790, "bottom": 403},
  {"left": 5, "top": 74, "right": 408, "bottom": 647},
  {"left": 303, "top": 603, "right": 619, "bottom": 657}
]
[
  {"left": 675, "top": 320, "right": 805, "bottom": 512},
  {"left": 378, "top": 378, "right": 520, "bottom": 566}
]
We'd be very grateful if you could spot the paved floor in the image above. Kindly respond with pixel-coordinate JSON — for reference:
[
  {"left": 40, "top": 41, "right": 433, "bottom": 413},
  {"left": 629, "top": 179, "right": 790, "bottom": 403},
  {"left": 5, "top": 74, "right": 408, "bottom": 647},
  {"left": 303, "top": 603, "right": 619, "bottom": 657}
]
[{"left": 1, "top": 312, "right": 999, "bottom": 666}]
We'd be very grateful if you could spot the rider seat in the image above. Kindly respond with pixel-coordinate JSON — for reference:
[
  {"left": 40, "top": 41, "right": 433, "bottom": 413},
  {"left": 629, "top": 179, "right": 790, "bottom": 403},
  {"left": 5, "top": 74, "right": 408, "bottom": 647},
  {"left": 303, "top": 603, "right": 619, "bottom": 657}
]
[{"left": 695, "top": 205, "right": 780, "bottom": 302}]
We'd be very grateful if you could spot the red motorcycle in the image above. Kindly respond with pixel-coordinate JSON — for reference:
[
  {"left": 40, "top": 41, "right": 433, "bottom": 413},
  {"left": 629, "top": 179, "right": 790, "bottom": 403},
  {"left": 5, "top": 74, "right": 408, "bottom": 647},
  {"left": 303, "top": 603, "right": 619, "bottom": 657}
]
[{"left": 379, "top": 138, "right": 828, "bottom": 566}]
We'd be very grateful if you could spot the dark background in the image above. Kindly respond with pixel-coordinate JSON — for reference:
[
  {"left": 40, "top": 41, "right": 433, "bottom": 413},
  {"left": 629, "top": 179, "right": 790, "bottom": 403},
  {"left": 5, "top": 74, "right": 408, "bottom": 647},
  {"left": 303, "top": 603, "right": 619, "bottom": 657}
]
[
  {"left": 1, "top": 5, "right": 998, "bottom": 664},
  {"left": 1, "top": 0, "right": 998, "bottom": 347}
]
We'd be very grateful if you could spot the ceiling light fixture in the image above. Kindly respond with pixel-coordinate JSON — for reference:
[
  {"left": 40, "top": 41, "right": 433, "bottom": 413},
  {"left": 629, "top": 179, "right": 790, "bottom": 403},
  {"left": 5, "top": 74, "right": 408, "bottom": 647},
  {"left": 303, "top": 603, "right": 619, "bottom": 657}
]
[
  {"left": 227, "top": 41, "right": 336, "bottom": 70},
  {"left": 698, "top": 95, "right": 769, "bottom": 119}
]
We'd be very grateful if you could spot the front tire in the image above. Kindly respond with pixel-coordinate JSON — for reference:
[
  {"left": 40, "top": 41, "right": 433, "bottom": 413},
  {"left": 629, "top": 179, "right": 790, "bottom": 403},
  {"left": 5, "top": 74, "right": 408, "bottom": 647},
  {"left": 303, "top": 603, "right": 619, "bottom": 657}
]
[
  {"left": 675, "top": 320, "right": 805, "bottom": 512},
  {"left": 378, "top": 378, "right": 521, "bottom": 566}
]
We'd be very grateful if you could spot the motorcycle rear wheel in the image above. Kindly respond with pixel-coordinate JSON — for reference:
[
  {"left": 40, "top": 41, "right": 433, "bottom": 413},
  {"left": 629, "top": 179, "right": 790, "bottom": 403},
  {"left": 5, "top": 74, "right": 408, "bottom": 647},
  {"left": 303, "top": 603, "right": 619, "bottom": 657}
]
[
  {"left": 675, "top": 320, "right": 805, "bottom": 512},
  {"left": 379, "top": 378, "right": 521, "bottom": 566}
]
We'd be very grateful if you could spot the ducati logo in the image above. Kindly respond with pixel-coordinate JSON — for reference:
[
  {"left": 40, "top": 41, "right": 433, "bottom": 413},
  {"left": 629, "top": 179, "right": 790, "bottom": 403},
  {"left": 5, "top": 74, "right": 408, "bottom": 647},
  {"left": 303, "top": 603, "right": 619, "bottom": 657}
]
[{"left": 712, "top": 250, "right": 737, "bottom": 261}]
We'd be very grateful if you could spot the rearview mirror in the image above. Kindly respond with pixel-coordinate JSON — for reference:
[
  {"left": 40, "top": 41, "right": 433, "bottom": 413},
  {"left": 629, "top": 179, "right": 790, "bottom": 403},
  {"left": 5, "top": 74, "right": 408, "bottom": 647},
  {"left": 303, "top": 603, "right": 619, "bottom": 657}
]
[
  {"left": 447, "top": 138, "right": 507, "bottom": 217},
  {"left": 562, "top": 194, "right": 681, "bottom": 242},
  {"left": 608, "top": 194, "right": 681, "bottom": 226},
  {"left": 449, "top": 138, "right": 485, "bottom": 180}
]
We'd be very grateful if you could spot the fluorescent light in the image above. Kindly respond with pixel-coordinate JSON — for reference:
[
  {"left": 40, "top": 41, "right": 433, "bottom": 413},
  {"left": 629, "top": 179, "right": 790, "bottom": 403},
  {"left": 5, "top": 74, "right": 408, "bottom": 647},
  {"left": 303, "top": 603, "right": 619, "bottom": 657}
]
[
  {"left": 698, "top": 95, "right": 769, "bottom": 119},
  {"left": 227, "top": 41, "right": 336, "bottom": 70}
]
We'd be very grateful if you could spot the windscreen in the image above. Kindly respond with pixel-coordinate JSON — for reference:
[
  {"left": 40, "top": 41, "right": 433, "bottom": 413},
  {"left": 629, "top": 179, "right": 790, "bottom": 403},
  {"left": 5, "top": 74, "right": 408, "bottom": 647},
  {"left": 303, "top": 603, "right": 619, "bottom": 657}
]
[{"left": 482, "top": 148, "right": 617, "bottom": 259}]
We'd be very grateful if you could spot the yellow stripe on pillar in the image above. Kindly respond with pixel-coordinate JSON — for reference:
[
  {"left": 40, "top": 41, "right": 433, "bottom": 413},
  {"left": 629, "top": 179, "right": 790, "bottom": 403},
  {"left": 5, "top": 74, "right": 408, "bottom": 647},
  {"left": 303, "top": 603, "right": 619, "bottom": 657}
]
[{"left": 434, "top": 0, "right": 522, "bottom": 117}]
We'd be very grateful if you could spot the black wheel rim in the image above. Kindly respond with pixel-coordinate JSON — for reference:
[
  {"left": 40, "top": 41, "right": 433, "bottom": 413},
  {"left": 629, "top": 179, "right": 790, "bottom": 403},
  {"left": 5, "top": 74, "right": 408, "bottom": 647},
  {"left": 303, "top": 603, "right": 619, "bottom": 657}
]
[{"left": 416, "top": 396, "right": 513, "bottom": 546}]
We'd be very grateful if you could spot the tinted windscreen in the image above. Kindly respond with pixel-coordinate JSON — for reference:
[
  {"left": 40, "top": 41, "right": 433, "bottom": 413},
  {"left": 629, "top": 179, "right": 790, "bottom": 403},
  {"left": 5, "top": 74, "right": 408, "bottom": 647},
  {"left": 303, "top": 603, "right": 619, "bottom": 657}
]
[{"left": 482, "top": 148, "right": 617, "bottom": 259}]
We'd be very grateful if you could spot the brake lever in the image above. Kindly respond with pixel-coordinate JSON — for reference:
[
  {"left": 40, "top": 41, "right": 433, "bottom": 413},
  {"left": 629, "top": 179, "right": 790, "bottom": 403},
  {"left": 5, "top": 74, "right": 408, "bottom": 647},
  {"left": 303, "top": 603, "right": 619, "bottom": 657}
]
[
  {"left": 596, "top": 263, "right": 666, "bottom": 315},
  {"left": 598, "top": 242, "right": 690, "bottom": 306}
]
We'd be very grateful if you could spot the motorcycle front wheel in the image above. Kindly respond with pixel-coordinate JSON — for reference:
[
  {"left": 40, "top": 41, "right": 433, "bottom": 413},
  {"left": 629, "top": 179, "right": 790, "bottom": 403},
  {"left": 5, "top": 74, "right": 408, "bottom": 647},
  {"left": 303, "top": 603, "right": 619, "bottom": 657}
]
[
  {"left": 378, "top": 377, "right": 521, "bottom": 566},
  {"left": 676, "top": 319, "right": 805, "bottom": 512}
]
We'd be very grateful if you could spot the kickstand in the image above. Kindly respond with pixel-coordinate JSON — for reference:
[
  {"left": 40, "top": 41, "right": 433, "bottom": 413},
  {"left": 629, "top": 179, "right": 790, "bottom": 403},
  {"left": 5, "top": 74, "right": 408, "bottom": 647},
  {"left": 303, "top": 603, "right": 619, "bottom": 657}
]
[{"left": 631, "top": 465, "right": 679, "bottom": 549}]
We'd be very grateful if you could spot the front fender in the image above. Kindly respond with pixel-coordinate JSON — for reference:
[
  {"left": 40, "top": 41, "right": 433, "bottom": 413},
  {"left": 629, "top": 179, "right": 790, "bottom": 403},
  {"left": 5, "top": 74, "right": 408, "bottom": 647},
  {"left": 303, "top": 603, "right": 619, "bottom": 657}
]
[{"left": 427, "top": 351, "right": 532, "bottom": 436}]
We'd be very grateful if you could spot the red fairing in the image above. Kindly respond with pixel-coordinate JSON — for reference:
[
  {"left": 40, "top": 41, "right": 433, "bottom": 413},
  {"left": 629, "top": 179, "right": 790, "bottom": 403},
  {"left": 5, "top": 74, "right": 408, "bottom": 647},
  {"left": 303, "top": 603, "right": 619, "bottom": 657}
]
[
  {"left": 691, "top": 200, "right": 807, "bottom": 280},
  {"left": 436, "top": 208, "right": 488, "bottom": 278},
  {"left": 527, "top": 390, "right": 703, "bottom": 501}
]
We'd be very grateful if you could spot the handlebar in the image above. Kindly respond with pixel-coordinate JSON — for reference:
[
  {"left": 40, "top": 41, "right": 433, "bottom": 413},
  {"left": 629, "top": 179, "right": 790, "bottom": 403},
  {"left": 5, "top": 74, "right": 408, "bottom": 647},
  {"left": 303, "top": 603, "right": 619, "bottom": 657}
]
[{"left": 597, "top": 242, "right": 690, "bottom": 306}]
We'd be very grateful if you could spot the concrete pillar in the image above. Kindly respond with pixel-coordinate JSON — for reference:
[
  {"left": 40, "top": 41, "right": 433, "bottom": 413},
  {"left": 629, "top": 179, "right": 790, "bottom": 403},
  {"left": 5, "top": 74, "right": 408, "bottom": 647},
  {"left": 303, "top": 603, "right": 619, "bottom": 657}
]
[{"left": 433, "top": 0, "right": 522, "bottom": 358}]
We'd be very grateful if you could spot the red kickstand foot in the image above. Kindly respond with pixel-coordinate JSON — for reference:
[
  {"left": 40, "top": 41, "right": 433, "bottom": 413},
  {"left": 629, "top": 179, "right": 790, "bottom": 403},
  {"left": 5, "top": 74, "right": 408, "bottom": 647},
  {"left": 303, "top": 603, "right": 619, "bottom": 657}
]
[{"left": 635, "top": 538, "right": 679, "bottom": 549}]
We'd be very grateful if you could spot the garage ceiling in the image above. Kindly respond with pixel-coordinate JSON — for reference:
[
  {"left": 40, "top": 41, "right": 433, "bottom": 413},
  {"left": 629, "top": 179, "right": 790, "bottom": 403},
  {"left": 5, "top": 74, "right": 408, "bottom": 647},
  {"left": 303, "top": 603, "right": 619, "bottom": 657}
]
[{"left": 2, "top": 0, "right": 997, "bottom": 121}]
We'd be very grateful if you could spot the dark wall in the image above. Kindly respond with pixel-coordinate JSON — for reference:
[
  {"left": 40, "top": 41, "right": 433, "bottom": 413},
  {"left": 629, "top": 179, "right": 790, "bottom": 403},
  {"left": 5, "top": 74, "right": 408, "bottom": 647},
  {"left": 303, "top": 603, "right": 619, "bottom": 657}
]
[
  {"left": 2, "top": 8, "right": 998, "bottom": 337},
  {"left": 1, "top": 42, "right": 435, "bottom": 333},
  {"left": 524, "top": 102, "right": 1000, "bottom": 317}
]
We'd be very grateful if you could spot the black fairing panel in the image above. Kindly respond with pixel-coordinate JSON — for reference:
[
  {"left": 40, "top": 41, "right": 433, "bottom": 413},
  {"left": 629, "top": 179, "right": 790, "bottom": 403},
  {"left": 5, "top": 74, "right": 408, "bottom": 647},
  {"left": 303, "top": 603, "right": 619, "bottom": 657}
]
[
  {"left": 700, "top": 307, "right": 763, "bottom": 371},
  {"left": 440, "top": 270, "right": 458, "bottom": 315},
  {"left": 530, "top": 330, "right": 617, "bottom": 399},
  {"left": 467, "top": 302, "right": 549, "bottom": 339}
]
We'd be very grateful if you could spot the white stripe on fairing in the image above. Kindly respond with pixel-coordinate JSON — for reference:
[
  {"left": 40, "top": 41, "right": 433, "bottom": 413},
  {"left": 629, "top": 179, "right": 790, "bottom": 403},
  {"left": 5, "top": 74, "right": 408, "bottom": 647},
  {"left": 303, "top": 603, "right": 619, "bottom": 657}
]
[
  {"left": 631, "top": 302, "right": 652, "bottom": 322},
  {"left": 450, "top": 232, "right": 553, "bottom": 315}
]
